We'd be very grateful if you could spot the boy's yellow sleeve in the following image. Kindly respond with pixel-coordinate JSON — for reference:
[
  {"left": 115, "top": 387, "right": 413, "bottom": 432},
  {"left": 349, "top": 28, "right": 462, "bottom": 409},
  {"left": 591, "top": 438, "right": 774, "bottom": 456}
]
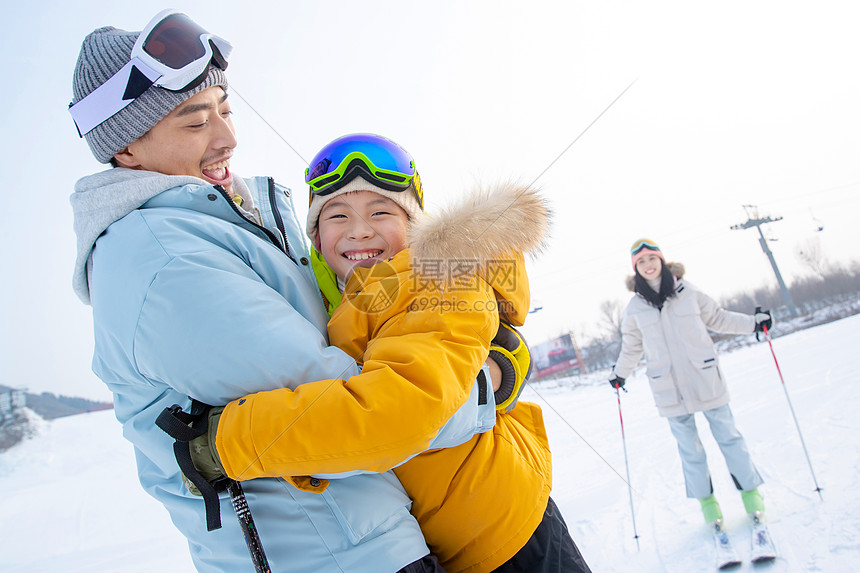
[{"left": 216, "top": 255, "right": 499, "bottom": 480}]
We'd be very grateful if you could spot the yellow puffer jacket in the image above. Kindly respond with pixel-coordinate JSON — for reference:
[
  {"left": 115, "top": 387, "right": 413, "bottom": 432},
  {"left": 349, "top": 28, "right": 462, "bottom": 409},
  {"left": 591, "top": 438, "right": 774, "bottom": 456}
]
[
  {"left": 215, "top": 183, "right": 553, "bottom": 572},
  {"left": 214, "top": 246, "right": 507, "bottom": 480},
  {"left": 331, "top": 247, "right": 552, "bottom": 573}
]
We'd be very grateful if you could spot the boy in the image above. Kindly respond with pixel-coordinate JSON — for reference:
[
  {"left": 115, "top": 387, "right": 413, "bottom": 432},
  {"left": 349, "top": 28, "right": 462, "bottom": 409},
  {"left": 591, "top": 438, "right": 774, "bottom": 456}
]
[
  {"left": 306, "top": 134, "right": 591, "bottom": 572},
  {"left": 200, "top": 134, "right": 591, "bottom": 572}
]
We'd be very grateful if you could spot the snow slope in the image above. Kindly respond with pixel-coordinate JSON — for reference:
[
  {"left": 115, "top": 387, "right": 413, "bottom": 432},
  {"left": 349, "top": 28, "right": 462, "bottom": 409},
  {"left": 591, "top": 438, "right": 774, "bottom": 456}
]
[
  {"left": 0, "top": 410, "right": 194, "bottom": 571},
  {"left": 2, "top": 315, "right": 859, "bottom": 572},
  {"left": 541, "top": 314, "right": 860, "bottom": 572}
]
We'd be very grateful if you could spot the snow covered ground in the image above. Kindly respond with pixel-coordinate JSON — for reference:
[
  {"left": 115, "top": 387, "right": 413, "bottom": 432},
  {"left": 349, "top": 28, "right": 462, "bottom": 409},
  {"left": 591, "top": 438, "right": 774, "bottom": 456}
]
[
  {"left": 2, "top": 315, "right": 859, "bottom": 572},
  {"left": 542, "top": 314, "right": 860, "bottom": 572}
]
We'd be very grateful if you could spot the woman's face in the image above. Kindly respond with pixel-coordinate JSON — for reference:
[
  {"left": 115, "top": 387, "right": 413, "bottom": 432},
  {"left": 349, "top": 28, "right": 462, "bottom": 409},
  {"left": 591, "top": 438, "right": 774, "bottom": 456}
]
[{"left": 635, "top": 253, "right": 663, "bottom": 280}]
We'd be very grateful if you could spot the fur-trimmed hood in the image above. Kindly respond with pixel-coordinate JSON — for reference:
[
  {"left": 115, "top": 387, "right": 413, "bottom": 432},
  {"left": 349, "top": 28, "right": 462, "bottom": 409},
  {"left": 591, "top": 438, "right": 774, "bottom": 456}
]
[
  {"left": 408, "top": 182, "right": 550, "bottom": 277},
  {"left": 626, "top": 261, "right": 686, "bottom": 292},
  {"left": 408, "top": 182, "right": 549, "bottom": 325}
]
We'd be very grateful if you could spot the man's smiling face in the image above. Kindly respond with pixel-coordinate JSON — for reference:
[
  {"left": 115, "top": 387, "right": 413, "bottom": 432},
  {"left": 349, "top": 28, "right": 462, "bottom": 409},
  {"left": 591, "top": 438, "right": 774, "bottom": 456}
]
[{"left": 113, "top": 86, "right": 237, "bottom": 194}]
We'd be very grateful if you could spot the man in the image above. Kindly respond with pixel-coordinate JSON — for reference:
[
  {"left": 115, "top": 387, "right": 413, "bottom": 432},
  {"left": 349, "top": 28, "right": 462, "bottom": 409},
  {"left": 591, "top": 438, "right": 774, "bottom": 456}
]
[{"left": 69, "top": 11, "right": 500, "bottom": 572}]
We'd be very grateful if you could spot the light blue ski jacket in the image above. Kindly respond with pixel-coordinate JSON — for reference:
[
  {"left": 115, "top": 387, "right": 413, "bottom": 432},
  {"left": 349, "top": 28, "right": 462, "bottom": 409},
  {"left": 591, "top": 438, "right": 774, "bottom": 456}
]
[{"left": 70, "top": 168, "right": 496, "bottom": 572}]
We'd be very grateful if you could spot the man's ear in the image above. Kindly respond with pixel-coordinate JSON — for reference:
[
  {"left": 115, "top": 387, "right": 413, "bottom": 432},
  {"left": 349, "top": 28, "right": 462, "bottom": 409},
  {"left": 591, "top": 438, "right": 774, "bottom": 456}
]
[
  {"left": 112, "top": 146, "right": 141, "bottom": 169},
  {"left": 314, "top": 233, "right": 321, "bottom": 251}
]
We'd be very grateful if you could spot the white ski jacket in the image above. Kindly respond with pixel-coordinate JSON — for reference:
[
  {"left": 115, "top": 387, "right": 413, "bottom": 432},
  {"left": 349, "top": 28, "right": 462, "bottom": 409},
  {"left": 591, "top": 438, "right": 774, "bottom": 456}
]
[{"left": 612, "top": 267, "right": 755, "bottom": 417}]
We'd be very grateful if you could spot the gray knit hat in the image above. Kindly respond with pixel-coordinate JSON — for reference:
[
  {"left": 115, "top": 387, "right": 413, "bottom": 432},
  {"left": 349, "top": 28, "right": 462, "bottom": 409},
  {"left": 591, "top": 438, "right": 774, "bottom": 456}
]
[{"left": 71, "top": 25, "right": 228, "bottom": 164}]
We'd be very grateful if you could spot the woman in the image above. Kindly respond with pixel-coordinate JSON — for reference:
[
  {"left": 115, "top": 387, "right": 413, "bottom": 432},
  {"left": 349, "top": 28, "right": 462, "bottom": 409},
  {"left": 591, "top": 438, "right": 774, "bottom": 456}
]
[{"left": 609, "top": 238, "right": 772, "bottom": 531}]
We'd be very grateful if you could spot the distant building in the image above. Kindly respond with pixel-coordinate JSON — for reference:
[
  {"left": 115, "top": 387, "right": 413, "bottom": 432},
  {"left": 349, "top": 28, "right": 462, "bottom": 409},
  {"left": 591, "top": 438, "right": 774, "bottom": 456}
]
[
  {"left": 0, "top": 389, "right": 26, "bottom": 422},
  {"left": 533, "top": 332, "right": 587, "bottom": 380}
]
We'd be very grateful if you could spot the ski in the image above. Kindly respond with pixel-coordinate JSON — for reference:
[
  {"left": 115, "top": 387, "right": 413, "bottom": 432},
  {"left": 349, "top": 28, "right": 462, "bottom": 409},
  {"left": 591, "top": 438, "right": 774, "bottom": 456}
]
[
  {"left": 750, "top": 511, "right": 777, "bottom": 563},
  {"left": 712, "top": 519, "right": 742, "bottom": 570}
]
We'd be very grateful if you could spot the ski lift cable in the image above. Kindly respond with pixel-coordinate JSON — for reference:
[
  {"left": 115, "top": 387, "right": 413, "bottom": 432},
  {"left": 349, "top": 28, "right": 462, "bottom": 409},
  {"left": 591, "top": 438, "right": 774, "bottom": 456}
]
[
  {"left": 757, "top": 180, "right": 860, "bottom": 207},
  {"left": 466, "top": 79, "right": 639, "bottom": 248},
  {"left": 778, "top": 196, "right": 860, "bottom": 215},
  {"left": 809, "top": 209, "right": 824, "bottom": 232},
  {"left": 752, "top": 198, "right": 860, "bottom": 235},
  {"left": 529, "top": 78, "right": 638, "bottom": 187},
  {"left": 230, "top": 86, "right": 309, "bottom": 166},
  {"left": 232, "top": 74, "right": 737, "bottom": 278},
  {"left": 525, "top": 383, "right": 639, "bottom": 493},
  {"left": 530, "top": 224, "right": 728, "bottom": 282}
]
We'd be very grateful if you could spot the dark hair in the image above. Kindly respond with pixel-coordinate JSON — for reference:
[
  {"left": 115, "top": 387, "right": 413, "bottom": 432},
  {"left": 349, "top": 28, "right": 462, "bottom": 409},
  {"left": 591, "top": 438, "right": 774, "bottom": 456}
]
[{"left": 634, "top": 260, "right": 676, "bottom": 309}]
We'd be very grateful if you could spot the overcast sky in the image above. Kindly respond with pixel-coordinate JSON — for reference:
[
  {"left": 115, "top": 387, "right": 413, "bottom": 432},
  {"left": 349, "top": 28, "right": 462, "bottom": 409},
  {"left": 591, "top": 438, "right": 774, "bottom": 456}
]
[{"left": 3, "top": 1, "right": 859, "bottom": 401}]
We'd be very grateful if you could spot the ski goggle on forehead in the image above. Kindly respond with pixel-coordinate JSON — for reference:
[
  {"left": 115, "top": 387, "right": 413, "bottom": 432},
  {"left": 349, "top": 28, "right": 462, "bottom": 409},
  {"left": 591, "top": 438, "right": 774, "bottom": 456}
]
[
  {"left": 631, "top": 238, "right": 661, "bottom": 255},
  {"left": 305, "top": 133, "right": 424, "bottom": 210},
  {"left": 69, "top": 9, "right": 232, "bottom": 136}
]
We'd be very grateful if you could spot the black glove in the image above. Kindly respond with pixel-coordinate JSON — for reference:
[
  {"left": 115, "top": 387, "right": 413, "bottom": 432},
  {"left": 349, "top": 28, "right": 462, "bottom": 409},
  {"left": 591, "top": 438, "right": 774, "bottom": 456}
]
[
  {"left": 754, "top": 306, "right": 773, "bottom": 339},
  {"left": 156, "top": 401, "right": 229, "bottom": 531},
  {"left": 609, "top": 375, "right": 626, "bottom": 390},
  {"left": 489, "top": 322, "right": 533, "bottom": 413}
]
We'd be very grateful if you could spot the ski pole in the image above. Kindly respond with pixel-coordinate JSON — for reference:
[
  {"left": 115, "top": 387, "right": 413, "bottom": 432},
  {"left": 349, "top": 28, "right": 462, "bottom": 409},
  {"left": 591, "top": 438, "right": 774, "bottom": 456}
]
[
  {"left": 228, "top": 481, "right": 271, "bottom": 573},
  {"left": 616, "top": 386, "right": 640, "bottom": 550},
  {"left": 762, "top": 325, "right": 823, "bottom": 500},
  {"left": 156, "top": 404, "right": 272, "bottom": 572},
  {"left": 526, "top": 384, "right": 639, "bottom": 488}
]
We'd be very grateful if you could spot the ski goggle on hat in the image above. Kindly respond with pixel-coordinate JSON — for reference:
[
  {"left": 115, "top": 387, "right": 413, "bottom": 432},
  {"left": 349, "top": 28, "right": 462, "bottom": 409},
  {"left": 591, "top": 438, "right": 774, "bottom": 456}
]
[
  {"left": 630, "top": 238, "right": 661, "bottom": 256},
  {"left": 69, "top": 9, "right": 232, "bottom": 136},
  {"left": 630, "top": 238, "right": 666, "bottom": 268},
  {"left": 305, "top": 133, "right": 424, "bottom": 209}
]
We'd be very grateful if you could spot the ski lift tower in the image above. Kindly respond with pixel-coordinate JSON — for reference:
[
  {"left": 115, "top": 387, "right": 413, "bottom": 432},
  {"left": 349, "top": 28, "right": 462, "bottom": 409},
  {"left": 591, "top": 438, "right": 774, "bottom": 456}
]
[{"left": 730, "top": 205, "right": 798, "bottom": 317}]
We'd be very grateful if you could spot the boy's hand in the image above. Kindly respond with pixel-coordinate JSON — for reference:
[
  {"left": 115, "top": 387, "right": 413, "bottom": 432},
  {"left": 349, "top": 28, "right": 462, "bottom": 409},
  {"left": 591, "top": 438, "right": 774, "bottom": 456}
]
[
  {"left": 489, "top": 322, "right": 533, "bottom": 413},
  {"left": 485, "top": 357, "right": 503, "bottom": 392}
]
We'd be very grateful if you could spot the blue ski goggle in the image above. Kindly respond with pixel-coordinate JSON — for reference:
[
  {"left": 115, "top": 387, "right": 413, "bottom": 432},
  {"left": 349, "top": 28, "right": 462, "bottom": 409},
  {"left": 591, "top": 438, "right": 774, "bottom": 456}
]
[
  {"left": 69, "top": 9, "right": 232, "bottom": 136},
  {"left": 305, "top": 133, "right": 424, "bottom": 209}
]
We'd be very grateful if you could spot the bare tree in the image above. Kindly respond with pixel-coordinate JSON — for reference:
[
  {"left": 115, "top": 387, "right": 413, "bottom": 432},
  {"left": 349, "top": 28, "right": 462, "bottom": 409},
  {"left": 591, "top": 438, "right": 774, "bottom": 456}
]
[
  {"left": 598, "top": 299, "right": 625, "bottom": 342},
  {"left": 795, "top": 236, "right": 831, "bottom": 278}
]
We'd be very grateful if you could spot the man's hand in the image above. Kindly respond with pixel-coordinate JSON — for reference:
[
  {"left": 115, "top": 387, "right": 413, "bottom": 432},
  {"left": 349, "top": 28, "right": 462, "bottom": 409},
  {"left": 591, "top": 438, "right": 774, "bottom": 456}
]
[
  {"left": 489, "top": 322, "right": 533, "bottom": 413},
  {"left": 609, "top": 375, "right": 626, "bottom": 390},
  {"left": 155, "top": 402, "right": 230, "bottom": 531},
  {"left": 184, "top": 406, "right": 227, "bottom": 495}
]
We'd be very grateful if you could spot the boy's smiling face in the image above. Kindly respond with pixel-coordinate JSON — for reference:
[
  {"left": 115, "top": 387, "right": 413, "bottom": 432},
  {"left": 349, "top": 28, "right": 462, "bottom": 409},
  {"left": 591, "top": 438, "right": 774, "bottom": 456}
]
[{"left": 317, "top": 190, "right": 410, "bottom": 281}]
